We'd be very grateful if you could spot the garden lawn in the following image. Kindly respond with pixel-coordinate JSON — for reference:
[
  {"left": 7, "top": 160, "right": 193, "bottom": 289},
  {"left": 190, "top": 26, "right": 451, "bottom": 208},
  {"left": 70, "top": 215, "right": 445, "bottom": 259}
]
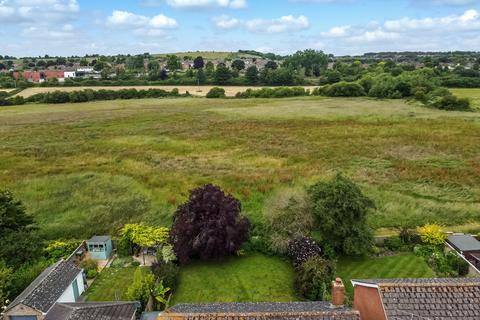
[
  {"left": 84, "top": 266, "right": 151, "bottom": 301},
  {"left": 337, "top": 253, "right": 435, "bottom": 296},
  {"left": 171, "top": 253, "right": 297, "bottom": 304}
]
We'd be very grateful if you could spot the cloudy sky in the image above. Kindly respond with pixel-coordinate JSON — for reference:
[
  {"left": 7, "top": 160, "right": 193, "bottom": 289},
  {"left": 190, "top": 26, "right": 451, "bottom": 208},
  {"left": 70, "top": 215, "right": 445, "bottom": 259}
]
[{"left": 1, "top": 0, "right": 480, "bottom": 57}]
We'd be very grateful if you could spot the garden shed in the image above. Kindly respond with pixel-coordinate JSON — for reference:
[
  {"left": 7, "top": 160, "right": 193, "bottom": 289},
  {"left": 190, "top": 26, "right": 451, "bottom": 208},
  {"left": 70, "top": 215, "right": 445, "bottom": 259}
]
[
  {"left": 86, "top": 235, "right": 113, "bottom": 260},
  {"left": 446, "top": 234, "right": 480, "bottom": 269}
]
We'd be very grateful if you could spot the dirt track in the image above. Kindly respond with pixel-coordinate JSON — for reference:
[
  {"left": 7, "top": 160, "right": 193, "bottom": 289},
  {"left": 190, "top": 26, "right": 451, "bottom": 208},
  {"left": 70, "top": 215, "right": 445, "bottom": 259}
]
[{"left": 15, "top": 85, "right": 318, "bottom": 98}]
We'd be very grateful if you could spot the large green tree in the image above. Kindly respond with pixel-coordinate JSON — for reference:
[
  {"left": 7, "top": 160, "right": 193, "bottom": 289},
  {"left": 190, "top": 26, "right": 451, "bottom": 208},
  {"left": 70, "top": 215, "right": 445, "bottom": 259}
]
[
  {"left": 308, "top": 174, "right": 374, "bottom": 256},
  {"left": 214, "top": 63, "right": 232, "bottom": 84},
  {"left": 0, "top": 190, "right": 41, "bottom": 267}
]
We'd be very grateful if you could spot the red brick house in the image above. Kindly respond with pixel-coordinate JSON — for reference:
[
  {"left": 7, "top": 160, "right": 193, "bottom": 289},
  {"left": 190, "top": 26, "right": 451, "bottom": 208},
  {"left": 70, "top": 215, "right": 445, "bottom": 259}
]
[
  {"left": 13, "top": 70, "right": 65, "bottom": 83},
  {"left": 352, "top": 278, "right": 480, "bottom": 320}
]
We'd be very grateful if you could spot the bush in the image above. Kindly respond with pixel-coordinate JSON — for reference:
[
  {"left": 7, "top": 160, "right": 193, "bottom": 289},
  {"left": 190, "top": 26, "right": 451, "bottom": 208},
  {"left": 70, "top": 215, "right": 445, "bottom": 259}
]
[
  {"left": 79, "top": 259, "right": 98, "bottom": 273},
  {"left": 399, "top": 227, "right": 421, "bottom": 245},
  {"left": 294, "top": 256, "right": 335, "bottom": 301},
  {"left": 308, "top": 174, "right": 375, "bottom": 256},
  {"left": 418, "top": 224, "right": 446, "bottom": 246},
  {"left": 287, "top": 237, "right": 322, "bottom": 266},
  {"left": 206, "top": 87, "right": 226, "bottom": 98},
  {"left": 25, "top": 88, "right": 186, "bottom": 105},
  {"left": 132, "top": 261, "right": 141, "bottom": 267},
  {"left": 236, "top": 87, "right": 308, "bottom": 99},
  {"left": 44, "top": 240, "right": 81, "bottom": 260},
  {"left": 264, "top": 188, "right": 314, "bottom": 255},
  {"left": 151, "top": 260, "right": 179, "bottom": 289},
  {"left": 383, "top": 236, "right": 405, "bottom": 252},
  {"left": 414, "top": 245, "right": 469, "bottom": 277},
  {"left": 170, "top": 184, "right": 250, "bottom": 264},
  {"left": 314, "top": 82, "right": 366, "bottom": 97},
  {"left": 430, "top": 94, "right": 471, "bottom": 111},
  {"left": 126, "top": 268, "right": 155, "bottom": 308},
  {"left": 111, "top": 257, "right": 134, "bottom": 268},
  {"left": 86, "top": 269, "right": 98, "bottom": 279}
]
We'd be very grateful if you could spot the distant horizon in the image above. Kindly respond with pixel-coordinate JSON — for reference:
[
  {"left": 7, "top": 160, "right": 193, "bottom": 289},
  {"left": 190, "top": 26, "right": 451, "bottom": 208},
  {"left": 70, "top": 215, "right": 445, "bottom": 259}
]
[
  {"left": 3, "top": 49, "right": 480, "bottom": 60},
  {"left": 1, "top": 0, "right": 480, "bottom": 57}
]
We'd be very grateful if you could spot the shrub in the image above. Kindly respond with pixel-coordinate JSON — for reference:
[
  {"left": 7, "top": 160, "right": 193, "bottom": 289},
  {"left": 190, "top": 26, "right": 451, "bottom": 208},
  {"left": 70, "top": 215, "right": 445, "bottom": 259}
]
[
  {"left": 111, "top": 257, "right": 134, "bottom": 268},
  {"left": 287, "top": 237, "right": 322, "bottom": 266},
  {"left": 264, "top": 188, "right": 315, "bottom": 255},
  {"left": 79, "top": 259, "right": 98, "bottom": 273},
  {"left": 399, "top": 227, "right": 421, "bottom": 245},
  {"left": 206, "top": 87, "right": 226, "bottom": 98},
  {"left": 308, "top": 174, "right": 375, "bottom": 256},
  {"left": 151, "top": 260, "right": 179, "bottom": 289},
  {"left": 315, "top": 82, "right": 366, "bottom": 97},
  {"left": 44, "top": 240, "right": 81, "bottom": 260},
  {"left": 430, "top": 94, "right": 471, "bottom": 111},
  {"left": 418, "top": 224, "right": 446, "bottom": 246},
  {"left": 383, "top": 236, "right": 405, "bottom": 252},
  {"left": 294, "top": 256, "right": 335, "bottom": 301},
  {"left": 86, "top": 269, "right": 98, "bottom": 279},
  {"left": 236, "top": 87, "right": 308, "bottom": 99},
  {"left": 131, "top": 261, "right": 141, "bottom": 267},
  {"left": 170, "top": 184, "right": 250, "bottom": 264},
  {"left": 126, "top": 268, "right": 155, "bottom": 308}
]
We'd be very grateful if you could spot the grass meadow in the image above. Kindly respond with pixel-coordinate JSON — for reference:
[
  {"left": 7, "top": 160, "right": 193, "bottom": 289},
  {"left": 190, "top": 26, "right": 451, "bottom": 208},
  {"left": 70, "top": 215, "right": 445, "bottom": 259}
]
[{"left": 1, "top": 93, "right": 480, "bottom": 239}]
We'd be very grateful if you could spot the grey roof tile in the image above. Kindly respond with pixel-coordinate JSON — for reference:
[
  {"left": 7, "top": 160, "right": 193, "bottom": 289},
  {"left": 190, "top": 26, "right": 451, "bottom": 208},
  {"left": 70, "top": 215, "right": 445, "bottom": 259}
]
[
  {"left": 355, "top": 278, "right": 480, "bottom": 320},
  {"left": 45, "top": 302, "right": 139, "bottom": 320},
  {"left": 6, "top": 260, "right": 81, "bottom": 313},
  {"left": 164, "top": 302, "right": 360, "bottom": 320}
]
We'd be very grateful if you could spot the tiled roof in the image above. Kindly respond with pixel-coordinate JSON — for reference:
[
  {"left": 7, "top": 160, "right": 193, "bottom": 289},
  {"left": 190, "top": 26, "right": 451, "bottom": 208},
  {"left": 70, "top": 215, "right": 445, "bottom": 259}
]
[
  {"left": 162, "top": 302, "right": 360, "bottom": 320},
  {"left": 354, "top": 278, "right": 480, "bottom": 320},
  {"left": 45, "top": 302, "right": 139, "bottom": 320},
  {"left": 447, "top": 234, "right": 480, "bottom": 252},
  {"left": 6, "top": 260, "right": 81, "bottom": 313},
  {"left": 87, "top": 235, "right": 111, "bottom": 243}
]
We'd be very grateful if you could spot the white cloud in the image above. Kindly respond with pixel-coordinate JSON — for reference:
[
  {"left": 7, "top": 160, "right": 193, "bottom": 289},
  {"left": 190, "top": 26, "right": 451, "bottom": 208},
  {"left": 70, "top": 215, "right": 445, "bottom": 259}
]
[
  {"left": 314, "top": 9, "right": 480, "bottom": 54},
  {"left": 107, "top": 10, "right": 178, "bottom": 30},
  {"left": 213, "top": 15, "right": 241, "bottom": 29},
  {"left": 213, "top": 15, "right": 309, "bottom": 33},
  {"left": 166, "top": 0, "right": 246, "bottom": 9},
  {"left": 246, "top": 15, "right": 309, "bottom": 33},
  {"left": 0, "top": 0, "right": 79, "bottom": 23}
]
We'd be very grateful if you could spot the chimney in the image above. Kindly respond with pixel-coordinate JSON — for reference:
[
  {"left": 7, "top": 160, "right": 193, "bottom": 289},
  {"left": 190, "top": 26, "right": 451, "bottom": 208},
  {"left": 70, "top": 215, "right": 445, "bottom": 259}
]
[{"left": 331, "top": 277, "right": 345, "bottom": 308}]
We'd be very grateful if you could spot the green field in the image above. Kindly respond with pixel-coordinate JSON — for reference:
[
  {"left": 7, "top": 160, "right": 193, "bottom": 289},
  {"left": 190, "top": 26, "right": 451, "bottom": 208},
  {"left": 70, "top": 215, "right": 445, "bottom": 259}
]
[
  {"left": 84, "top": 267, "right": 151, "bottom": 301},
  {"left": 171, "top": 254, "right": 296, "bottom": 304},
  {"left": 1, "top": 94, "right": 480, "bottom": 239},
  {"left": 337, "top": 253, "right": 435, "bottom": 297}
]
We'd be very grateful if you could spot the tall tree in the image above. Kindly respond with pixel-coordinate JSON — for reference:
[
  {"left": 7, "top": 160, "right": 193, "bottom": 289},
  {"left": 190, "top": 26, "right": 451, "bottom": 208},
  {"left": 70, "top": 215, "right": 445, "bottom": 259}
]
[
  {"left": 193, "top": 56, "right": 205, "bottom": 69},
  {"left": 214, "top": 63, "right": 232, "bottom": 84},
  {"left": 166, "top": 55, "right": 181, "bottom": 72},
  {"left": 308, "top": 174, "right": 374, "bottom": 256},
  {"left": 170, "top": 184, "right": 250, "bottom": 264},
  {"left": 231, "top": 59, "right": 246, "bottom": 71},
  {"left": 245, "top": 66, "right": 259, "bottom": 84},
  {"left": 0, "top": 190, "right": 34, "bottom": 233}
]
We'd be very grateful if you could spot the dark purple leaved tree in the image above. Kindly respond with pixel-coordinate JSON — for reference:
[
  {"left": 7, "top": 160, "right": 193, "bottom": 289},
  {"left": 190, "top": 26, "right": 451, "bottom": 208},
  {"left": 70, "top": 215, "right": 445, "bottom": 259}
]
[{"left": 170, "top": 184, "right": 250, "bottom": 264}]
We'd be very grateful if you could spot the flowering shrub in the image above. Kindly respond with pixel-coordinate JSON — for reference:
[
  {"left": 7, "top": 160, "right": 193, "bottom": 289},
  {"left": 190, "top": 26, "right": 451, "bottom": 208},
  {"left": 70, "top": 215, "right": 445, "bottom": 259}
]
[
  {"left": 418, "top": 224, "right": 446, "bottom": 246},
  {"left": 287, "top": 237, "right": 322, "bottom": 266}
]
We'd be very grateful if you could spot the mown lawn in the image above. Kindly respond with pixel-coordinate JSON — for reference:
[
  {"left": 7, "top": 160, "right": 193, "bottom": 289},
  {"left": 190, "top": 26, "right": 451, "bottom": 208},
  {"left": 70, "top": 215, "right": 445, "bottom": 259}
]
[
  {"left": 84, "top": 266, "right": 151, "bottom": 301},
  {"left": 1, "top": 96, "right": 479, "bottom": 239},
  {"left": 337, "top": 253, "right": 435, "bottom": 296},
  {"left": 171, "top": 253, "right": 297, "bottom": 304}
]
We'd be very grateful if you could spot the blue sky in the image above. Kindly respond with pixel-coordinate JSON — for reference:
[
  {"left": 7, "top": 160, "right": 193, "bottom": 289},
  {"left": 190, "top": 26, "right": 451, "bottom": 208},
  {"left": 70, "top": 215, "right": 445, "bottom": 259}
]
[{"left": 1, "top": 0, "right": 480, "bottom": 57}]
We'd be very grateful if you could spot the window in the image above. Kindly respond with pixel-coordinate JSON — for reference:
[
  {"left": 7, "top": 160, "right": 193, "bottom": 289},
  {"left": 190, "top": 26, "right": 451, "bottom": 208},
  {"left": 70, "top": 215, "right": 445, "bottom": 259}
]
[{"left": 10, "top": 316, "right": 37, "bottom": 320}]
